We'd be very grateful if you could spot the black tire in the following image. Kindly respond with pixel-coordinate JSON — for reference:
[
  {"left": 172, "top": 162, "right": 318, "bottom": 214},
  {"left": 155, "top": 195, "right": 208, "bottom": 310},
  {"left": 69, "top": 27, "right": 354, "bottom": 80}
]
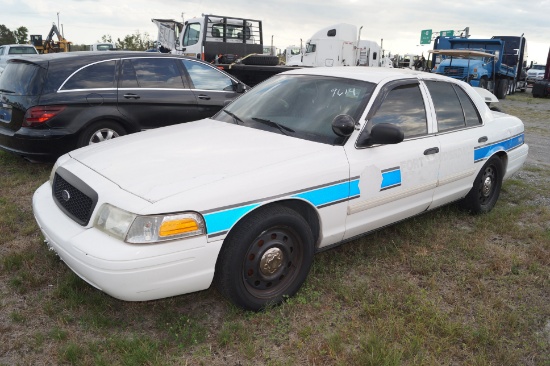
[
  {"left": 496, "top": 79, "right": 509, "bottom": 99},
  {"left": 241, "top": 55, "right": 279, "bottom": 66},
  {"left": 215, "top": 205, "right": 314, "bottom": 311},
  {"left": 479, "top": 77, "right": 488, "bottom": 89},
  {"left": 77, "top": 121, "right": 126, "bottom": 148},
  {"left": 460, "top": 156, "right": 504, "bottom": 214}
]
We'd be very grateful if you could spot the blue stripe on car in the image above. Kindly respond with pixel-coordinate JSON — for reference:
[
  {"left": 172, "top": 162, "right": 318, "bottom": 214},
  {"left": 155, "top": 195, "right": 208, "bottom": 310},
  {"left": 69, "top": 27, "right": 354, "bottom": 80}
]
[
  {"left": 204, "top": 177, "right": 361, "bottom": 237},
  {"left": 381, "top": 167, "right": 401, "bottom": 190},
  {"left": 474, "top": 133, "right": 524, "bottom": 162}
]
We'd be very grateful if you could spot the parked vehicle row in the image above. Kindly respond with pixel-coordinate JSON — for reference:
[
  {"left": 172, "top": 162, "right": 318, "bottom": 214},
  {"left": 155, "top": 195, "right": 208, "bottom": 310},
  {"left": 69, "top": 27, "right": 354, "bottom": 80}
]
[
  {"left": 32, "top": 67, "right": 528, "bottom": 310},
  {"left": 0, "top": 51, "right": 247, "bottom": 161}
]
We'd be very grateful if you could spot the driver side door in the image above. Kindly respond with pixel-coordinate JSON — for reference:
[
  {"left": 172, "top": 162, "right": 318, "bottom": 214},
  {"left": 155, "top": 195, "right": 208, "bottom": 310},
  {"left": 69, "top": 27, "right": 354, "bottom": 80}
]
[{"left": 343, "top": 79, "right": 440, "bottom": 239}]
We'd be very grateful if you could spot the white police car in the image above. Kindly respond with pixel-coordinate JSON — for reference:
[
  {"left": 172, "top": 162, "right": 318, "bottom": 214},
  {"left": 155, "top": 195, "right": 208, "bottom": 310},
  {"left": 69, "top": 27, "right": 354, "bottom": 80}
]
[{"left": 33, "top": 68, "right": 528, "bottom": 311}]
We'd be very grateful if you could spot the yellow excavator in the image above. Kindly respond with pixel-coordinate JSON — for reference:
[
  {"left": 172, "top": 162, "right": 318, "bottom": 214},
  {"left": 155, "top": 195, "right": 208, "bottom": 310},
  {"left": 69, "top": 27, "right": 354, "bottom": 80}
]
[{"left": 30, "top": 23, "right": 71, "bottom": 53}]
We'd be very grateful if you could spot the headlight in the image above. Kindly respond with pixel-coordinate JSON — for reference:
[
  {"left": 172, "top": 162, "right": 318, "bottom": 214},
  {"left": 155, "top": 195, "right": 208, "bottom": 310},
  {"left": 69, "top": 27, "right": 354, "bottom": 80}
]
[{"left": 94, "top": 204, "right": 205, "bottom": 244}]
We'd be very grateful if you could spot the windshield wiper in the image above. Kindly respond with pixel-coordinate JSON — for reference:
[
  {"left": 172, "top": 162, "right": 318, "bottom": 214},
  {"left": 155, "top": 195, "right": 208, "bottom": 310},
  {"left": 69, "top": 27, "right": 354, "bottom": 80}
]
[
  {"left": 251, "top": 117, "right": 295, "bottom": 136},
  {"left": 222, "top": 110, "right": 244, "bottom": 125},
  {"left": 0, "top": 89, "right": 15, "bottom": 94}
]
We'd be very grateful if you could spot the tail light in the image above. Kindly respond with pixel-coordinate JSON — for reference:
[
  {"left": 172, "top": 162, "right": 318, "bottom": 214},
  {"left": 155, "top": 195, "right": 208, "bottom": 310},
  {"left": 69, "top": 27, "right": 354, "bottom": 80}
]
[{"left": 23, "top": 105, "right": 66, "bottom": 127}]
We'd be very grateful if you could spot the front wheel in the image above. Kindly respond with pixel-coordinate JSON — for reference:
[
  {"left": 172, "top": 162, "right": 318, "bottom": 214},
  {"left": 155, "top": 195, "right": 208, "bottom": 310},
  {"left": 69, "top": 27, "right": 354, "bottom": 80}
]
[
  {"left": 460, "top": 156, "right": 504, "bottom": 214},
  {"left": 215, "top": 205, "right": 314, "bottom": 311},
  {"left": 479, "top": 77, "right": 488, "bottom": 89}
]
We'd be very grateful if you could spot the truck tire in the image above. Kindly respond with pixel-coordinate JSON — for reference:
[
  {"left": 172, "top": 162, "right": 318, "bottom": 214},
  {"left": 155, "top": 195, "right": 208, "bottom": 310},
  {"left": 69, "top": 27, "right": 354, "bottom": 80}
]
[
  {"left": 242, "top": 55, "right": 280, "bottom": 66},
  {"left": 496, "top": 79, "right": 508, "bottom": 99},
  {"left": 479, "top": 77, "right": 488, "bottom": 89}
]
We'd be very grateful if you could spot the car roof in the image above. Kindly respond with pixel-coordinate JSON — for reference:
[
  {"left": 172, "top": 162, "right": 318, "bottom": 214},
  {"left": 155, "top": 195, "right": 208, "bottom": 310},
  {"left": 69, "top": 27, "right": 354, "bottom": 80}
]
[
  {"left": 282, "top": 66, "right": 452, "bottom": 84},
  {"left": 1, "top": 44, "right": 36, "bottom": 47},
  {"left": 8, "top": 51, "right": 196, "bottom": 67}
]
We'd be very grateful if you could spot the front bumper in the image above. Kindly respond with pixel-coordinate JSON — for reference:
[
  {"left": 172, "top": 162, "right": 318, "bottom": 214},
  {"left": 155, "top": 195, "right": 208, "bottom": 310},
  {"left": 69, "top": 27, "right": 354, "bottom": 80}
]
[{"left": 32, "top": 182, "right": 223, "bottom": 301}]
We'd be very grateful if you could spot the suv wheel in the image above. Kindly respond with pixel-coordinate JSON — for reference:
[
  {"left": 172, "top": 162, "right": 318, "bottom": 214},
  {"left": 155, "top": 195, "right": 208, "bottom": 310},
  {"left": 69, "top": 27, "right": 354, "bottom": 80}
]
[{"left": 78, "top": 121, "right": 126, "bottom": 147}]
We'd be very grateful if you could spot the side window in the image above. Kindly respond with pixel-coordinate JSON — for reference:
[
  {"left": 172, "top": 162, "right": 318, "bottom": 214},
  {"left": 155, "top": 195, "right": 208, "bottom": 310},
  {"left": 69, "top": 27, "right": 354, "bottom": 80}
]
[
  {"left": 183, "top": 23, "right": 201, "bottom": 47},
  {"left": 454, "top": 86, "right": 482, "bottom": 126},
  {"left": 182, "top": 60, "right": 234, "bottom": 91},
  {"left": 424, "top": 80, "right": 465, "bottom": 131},
  {"left": 62, "top": 60, "right": 117, "bottom": 90},
  {"left": 0, "top": 47, "right": 5, "bottom": 55},
  {"left": 127, "top": 58, "right": 184, "bottom": 89},
  {"left": 370, "top": 83, "right": 428, "bottom": 138},
  {"left": 119, "top": 59, "right": 139, "bottom": 88}
]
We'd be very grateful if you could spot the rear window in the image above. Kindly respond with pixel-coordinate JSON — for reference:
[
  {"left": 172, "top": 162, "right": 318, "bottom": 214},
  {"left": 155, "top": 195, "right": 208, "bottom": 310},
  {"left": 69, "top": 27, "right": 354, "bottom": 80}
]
[
  {"left": 8, "top": 47, "right": 38, "bottom": 55},
  {"left": 0, "top": 62, "right": 44, "bottom": 96}
]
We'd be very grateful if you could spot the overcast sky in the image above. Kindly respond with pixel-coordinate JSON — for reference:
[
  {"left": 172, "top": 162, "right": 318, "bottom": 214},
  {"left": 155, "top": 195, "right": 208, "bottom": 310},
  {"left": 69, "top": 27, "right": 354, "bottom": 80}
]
[{"left": 4, "top": 0, "right": 550, "bottom": 63}]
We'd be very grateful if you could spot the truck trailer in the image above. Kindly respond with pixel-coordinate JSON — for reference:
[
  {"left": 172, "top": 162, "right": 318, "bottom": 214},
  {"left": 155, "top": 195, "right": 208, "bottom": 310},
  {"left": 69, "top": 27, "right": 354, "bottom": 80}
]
[{"left": 153, "top": 14, "right": 297, "bottom": 86}]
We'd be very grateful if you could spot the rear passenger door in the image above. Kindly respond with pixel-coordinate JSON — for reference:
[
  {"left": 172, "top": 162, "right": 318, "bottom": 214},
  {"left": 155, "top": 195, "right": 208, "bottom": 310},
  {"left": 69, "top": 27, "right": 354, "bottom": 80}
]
[
  {"left": 422, "top": 80, "right": 483, "bottom": 209},
  {"left": 180, "top": 59, "right": 242, "bottom": 120},
  {"left": 117, "top": 57, "right": 201, "bottom": 130}
]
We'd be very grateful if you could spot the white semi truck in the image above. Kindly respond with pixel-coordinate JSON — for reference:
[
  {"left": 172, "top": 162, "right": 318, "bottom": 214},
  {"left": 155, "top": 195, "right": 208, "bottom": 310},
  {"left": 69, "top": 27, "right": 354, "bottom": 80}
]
[{"left": 300, "top": 24, "right": 381, "bottom": 67}]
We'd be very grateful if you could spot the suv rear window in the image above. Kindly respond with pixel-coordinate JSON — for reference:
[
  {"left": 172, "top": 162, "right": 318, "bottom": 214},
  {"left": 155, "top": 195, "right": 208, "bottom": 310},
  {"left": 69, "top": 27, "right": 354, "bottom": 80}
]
[{"left": 0, "top": 62, "right": 44, "bottom": 96}]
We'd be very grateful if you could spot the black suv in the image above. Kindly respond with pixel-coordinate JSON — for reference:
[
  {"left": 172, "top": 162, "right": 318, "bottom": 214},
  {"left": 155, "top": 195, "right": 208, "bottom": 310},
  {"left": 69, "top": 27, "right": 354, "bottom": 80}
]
[{"left": 0, "top": 51, "right": 247, "bottom": 161}]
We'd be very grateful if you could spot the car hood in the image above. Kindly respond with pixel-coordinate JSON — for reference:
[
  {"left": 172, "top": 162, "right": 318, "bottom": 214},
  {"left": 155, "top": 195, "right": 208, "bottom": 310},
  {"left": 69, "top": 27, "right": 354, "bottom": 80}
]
[{"left": 69, "top": 119, "right": 332, "bottom": 202}]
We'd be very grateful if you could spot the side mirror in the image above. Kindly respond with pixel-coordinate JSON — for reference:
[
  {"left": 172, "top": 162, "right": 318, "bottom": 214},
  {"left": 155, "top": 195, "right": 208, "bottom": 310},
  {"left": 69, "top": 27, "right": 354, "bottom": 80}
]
[
  {"left": 235, "top": 82, "right": 246, "bottom": 93},
  {"left": 358, "top": 123, "right": 404, "bottom": 147},
  {"left": 331, "top": 114, "right": 356, "bottom": 137}
]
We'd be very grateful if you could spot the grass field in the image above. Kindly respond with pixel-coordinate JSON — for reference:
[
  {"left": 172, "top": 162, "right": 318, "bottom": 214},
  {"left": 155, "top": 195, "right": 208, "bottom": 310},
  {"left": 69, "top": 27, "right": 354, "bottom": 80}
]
[{"left": 0, "top": 92, "right": 549, "bottom": 365}]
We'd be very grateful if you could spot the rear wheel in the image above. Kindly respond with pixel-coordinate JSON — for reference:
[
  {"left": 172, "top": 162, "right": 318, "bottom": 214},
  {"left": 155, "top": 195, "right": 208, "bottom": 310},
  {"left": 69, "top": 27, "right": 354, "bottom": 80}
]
[
  {"left": 77, "top": 121, "right": 126, "bottom": 148},
  {"left": 496, "top": 79, "right": 509, "bottom": 99},
  {"left": 460, "top": 156, "right": 504, "bottom": 214},
  {"left": 215, "top": 205, "right": 314, "bottom": 311}
]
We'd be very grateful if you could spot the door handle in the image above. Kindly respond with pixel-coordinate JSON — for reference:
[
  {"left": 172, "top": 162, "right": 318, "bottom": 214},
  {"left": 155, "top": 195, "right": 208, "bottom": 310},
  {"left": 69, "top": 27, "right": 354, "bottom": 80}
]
[
  {"left": 123, "top": 93, "right": 140, "bottom": 99},
  {"left": 198, "top": 94, "right": 211, "bottom": 100},
  {"left": 478, "top": 136, "right": 488, "bottom": 143},
  {"left": 424, "top": 147, "right": 440, "bottom": 155}
]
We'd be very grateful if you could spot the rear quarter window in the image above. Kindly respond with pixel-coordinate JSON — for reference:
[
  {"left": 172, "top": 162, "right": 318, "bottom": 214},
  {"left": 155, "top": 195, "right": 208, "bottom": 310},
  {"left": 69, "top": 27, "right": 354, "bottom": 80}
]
[
  {"left": 0, "top": 62, "right": 45, "bottom": 96},
  {"left": 61, "top": 60, "right": 117, "bottom": 90}
]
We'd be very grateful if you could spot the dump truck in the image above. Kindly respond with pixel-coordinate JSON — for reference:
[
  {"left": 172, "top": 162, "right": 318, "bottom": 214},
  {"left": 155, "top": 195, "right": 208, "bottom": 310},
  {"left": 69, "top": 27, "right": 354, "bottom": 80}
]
[{"left": 432, "top": 35, "right": 527, "bottom": 99}]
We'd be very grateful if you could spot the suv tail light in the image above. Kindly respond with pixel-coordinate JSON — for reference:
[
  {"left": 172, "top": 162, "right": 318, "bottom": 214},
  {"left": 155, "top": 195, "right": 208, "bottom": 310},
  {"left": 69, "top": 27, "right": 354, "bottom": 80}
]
[{"left": 23, "top": 105, "right": 66, "bottom": 127}]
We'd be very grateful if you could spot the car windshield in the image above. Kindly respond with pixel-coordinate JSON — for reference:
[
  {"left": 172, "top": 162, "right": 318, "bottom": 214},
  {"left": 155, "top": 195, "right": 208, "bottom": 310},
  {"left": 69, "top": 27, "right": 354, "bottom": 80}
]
[{"left": 213, "top": 74, "right": 375, "bottom": 145}]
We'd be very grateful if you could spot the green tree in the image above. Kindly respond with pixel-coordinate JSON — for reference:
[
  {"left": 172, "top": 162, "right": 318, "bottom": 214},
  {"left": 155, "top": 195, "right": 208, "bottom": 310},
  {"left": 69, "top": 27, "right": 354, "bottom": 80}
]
[
  {"left": 115, "top": 31, "right": 151, "bottom": 51},
  {"left": 13, "top": 26, "right": 28, "bottom": 44},
  {"left": 0, "top": 24, "right": 16, "bottom": 45},
  {"left": 99, "top": 35, "right": 113, "bottom": 44}
]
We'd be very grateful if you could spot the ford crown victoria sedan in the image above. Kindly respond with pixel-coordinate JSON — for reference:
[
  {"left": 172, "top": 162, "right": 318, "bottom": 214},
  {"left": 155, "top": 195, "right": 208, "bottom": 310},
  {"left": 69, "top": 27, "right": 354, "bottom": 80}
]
[{"left": 33, "top": 68, "right": 528, "bottom": 310}]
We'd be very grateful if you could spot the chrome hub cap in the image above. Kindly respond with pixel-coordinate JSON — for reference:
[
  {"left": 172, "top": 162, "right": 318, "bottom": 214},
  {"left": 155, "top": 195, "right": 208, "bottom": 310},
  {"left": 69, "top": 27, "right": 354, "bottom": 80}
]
[
  {"left": 260, "top": 247, "right": 284, "bottom": 276},
  {"left": 482, "top": 176, "right": 493, "bottom": 197}
]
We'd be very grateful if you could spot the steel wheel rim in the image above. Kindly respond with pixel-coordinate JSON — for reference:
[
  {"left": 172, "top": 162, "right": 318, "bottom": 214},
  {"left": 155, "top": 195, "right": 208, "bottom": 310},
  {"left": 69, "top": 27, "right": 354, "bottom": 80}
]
[
  {"left": 89, "top": 128, "right": 120, "bottom": 144},
  {"left": 242, "top": 226, "right": 303, "bottom": 298}
]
